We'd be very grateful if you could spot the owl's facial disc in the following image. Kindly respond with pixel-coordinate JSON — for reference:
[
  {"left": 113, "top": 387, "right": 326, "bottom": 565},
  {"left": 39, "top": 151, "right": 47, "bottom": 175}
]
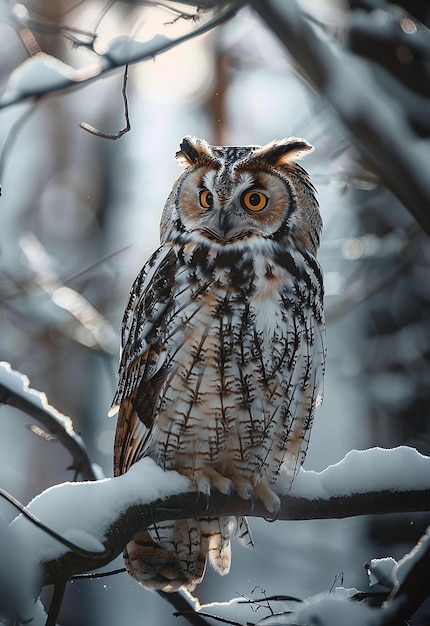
[{"left": 177, "top": 167, "right": 292, "bottom": 244}]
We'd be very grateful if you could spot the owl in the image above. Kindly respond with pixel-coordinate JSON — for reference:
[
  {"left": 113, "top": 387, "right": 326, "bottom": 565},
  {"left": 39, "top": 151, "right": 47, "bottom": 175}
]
[{"left": 110, "top": 136, "right": 326, "bottom": 592}]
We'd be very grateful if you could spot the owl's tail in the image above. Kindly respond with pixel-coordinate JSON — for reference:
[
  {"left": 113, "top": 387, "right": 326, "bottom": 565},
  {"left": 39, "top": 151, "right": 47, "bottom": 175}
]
[{"left": 123, "top": 515, "right": 253, "bottom": 592}]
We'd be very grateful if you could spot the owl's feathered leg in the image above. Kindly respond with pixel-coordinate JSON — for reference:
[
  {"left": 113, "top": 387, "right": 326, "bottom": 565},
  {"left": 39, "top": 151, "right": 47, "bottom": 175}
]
[
  {"left": 124, "top": 520, "right": 206, "bottom": 592},
  {"left": 123, "top": 514, "right": 251, "bottom": 591}
]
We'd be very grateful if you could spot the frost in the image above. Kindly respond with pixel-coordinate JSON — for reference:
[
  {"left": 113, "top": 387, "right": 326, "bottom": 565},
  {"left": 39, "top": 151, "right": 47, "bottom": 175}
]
[{"left": 288, "top": 446, "right": 430, "bottom": 498}]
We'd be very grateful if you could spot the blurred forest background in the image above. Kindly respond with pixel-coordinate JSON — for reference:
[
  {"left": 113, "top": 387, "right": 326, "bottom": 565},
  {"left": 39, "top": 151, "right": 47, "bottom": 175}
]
[{"left": 0, "top": 0, "right": 430, "bottom": 624}]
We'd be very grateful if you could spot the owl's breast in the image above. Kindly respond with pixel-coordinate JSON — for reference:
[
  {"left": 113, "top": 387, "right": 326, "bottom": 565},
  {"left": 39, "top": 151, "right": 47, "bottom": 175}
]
[{"left": 141, "top": 240, "right": 324, "bottom": 489}]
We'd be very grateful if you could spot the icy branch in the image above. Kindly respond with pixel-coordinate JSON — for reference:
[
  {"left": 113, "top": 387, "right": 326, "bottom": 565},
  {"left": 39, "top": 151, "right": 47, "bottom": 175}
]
[{"left": 7, "top": 447, "right": 430, "bottom": 588}]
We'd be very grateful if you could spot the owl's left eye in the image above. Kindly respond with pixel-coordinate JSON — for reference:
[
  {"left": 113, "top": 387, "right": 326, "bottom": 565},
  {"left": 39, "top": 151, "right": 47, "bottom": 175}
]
[
  {"left": 199, "top": 189, "right": 214, "bottom": 209},
  {"left": 241, "top": 190, "right": 268, "bottom": 212}
]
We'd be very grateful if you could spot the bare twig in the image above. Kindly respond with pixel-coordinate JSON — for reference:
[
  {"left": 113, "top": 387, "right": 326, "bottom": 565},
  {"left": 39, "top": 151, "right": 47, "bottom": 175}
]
[{"left": 79, "top": 64, "right": 130, "bottom": 139}]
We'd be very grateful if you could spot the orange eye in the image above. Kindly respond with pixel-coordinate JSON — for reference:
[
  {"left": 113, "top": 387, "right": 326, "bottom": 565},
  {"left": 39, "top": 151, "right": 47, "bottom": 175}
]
[
  {"left": 199, "top": 189, "right": 213, "bottom": 209},
  {"left": 241, "top": 190, "right": 268, "bottom": 212}
]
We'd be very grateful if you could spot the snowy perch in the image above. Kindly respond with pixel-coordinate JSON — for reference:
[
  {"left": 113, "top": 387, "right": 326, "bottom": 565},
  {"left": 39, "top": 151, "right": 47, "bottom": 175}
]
[{"left": 9, "top": 446, "right": 430, "bottom": 588}]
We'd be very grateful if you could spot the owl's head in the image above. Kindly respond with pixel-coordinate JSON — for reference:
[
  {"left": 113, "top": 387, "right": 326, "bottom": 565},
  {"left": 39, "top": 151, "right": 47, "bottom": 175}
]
[{"left": 160, "top": 136, "right": 322, "bottom": 255}]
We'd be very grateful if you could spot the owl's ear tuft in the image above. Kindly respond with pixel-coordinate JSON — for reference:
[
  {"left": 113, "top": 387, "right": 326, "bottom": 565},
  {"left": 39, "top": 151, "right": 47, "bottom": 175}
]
[
  {"left": 255, "top": 137, "right": 314, "bottom": 166},
  {"left": 176, "top": 136, "right": 212, "bottom": 167}
]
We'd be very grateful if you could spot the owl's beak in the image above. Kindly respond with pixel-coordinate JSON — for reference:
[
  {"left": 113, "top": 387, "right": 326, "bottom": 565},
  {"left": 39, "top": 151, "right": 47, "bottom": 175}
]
[{"left": 218, "top": 212, "right": 233, "bottom": 238}]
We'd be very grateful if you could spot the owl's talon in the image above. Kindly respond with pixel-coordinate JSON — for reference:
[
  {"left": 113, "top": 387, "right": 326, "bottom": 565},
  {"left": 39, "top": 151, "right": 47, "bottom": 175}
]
[
  {"left": 203, "top": 492, "right": 210, "bottom": 511},
  {"left": 222, "top": 480, "right": 234, "bottom": 500},
  {"left": 253, "top": 480, "right": 281, "bottom": 516},
  {"left": 248, "top": 491, "right": 255, "bottom": 513},
  {"left": 233, "top": 481, "right": 255, "bottom": 508},
  {"left": 195, "top": 475, "right": 211, "bottom": 498},
  {"left": 264, "top": 502, "right": 281, "bottom": 522}
]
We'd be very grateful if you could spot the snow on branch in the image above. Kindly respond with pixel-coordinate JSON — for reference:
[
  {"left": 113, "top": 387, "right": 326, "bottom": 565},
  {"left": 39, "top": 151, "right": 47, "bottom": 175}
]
[
  {"left": 251, "top": 0, "right": 430, "bottom": 235},
  {"left": 7, "top": 446, "right": 430, "bottom": 589},
  {"left": 0, "top": 4, "right": 239, "bottom": 110},
  {"left": 0, "top": 361, "right": 98, "bottom": 481}
]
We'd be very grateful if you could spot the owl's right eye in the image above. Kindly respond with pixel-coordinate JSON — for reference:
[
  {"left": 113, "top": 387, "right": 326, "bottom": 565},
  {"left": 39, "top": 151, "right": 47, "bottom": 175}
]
[{"left": 199, "top": 189, "right": 214, "bottom": 209}]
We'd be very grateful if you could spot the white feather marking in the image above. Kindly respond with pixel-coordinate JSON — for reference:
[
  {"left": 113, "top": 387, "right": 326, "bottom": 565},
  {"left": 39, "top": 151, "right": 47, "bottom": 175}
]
[{"left": 202, "top": 169, "right": 216, "bottom": 191}]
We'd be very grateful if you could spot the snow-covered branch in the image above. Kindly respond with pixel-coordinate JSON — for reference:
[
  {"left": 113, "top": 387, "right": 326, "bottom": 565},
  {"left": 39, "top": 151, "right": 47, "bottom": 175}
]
[
  {"left": 251, "top": 0, "right": 430, "bottom": 235},
  {"left": 7, "top": 446, "right": 430, "bottom": 589},
  {"left": 0, "top": 4, "right": 239, "bottom": 110}
]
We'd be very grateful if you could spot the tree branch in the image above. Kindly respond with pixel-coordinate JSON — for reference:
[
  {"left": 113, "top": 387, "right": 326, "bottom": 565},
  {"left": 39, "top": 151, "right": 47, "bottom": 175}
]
[
  {"left": 6, "top": 447, "right": 428, "bottom": 587},
  {"left": 0, "top": 4, "right": 240, "bottom": 110},
  {"left": 250, "top": 0, "right": 430, "bottom": 235},
  {"left": 0, "top": 361, "right": 98, "bottom": 481}
]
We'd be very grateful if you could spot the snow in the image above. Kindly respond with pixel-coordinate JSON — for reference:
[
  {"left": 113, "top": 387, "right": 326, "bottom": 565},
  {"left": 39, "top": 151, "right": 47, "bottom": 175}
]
[
  {"left": 3, "top": 53, "right": 77, "bottom": 98},
  {"left": 0, "top": 514, "right": 39, "bottom": 623},
  {"left": 0, "top": 600, "right": 49, "bottom": 626},
  {"left": 0, "top": 361, "right": 78, "bottom": 439},
  {"left": 289, "top": 593, "right": 379, "bottom": 626},
  {"left": 6, "top": 445, "right": 430, "bottom": 622},
  {"left": 366, "top": 557, "right": 397, "bottom": 588},
  {"left": 288, "top": 446, "right": 430, "bottom": 498},
  {"left": 103, "top": 34, "right": 171, "bottom": 67},
  {"left": 10, "top": 457, "right": 192, "bottom": 567},
  {"left": 196, "top": 593, "right": 297, "bottom": 625},
  {"left": 63, "top": 529, "right": 105, "bottom": 553},
  {"left": 9, "top": 446, "right": 430, "bottom": 574},
  {"left": 196, "top": 588, "right": 375, "bottom": 626}
]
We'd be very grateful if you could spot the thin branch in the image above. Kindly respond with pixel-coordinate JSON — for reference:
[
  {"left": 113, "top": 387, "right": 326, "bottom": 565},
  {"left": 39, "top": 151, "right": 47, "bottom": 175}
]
[
  {"left": 71, "top": 567, "right": 126, "bottom": 580},
  {"left": 175, "top": 610, "right": 245, "bottom": 626},
  {"left": 79, "top": 64, "right": 130, "bottom": 139},
  {"left": 0, "top": 488, "right": 111, "bottom": 560},
  {"left": 162, "top": 592, "right": 217, "bottom": 626}
]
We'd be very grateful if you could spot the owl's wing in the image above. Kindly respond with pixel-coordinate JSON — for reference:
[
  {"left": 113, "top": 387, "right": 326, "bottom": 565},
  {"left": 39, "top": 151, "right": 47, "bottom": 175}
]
[
  {"left": 278, "top": 263, "right": 326, "bottom": 485},
  {"left": 111, "top": 245, "right": 177, "bottom": 475}
]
